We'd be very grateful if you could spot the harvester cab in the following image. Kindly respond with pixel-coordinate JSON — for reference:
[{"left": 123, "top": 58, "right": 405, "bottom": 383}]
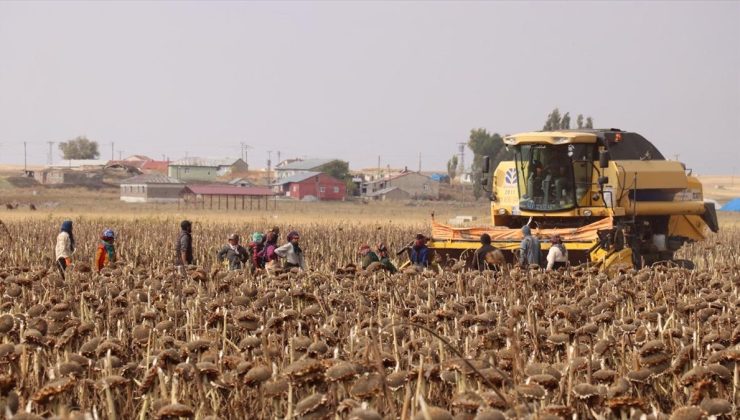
[{"left": 429, "top": 129, "right": 719, "bottom": 270}]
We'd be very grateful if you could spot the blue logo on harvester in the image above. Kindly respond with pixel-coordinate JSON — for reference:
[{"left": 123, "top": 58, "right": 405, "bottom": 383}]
[{"left": 504, "top": 168, "right": 518, "bottom": 185}]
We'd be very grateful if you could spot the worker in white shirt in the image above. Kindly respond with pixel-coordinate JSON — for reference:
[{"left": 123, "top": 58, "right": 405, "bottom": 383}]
[{"left": 546, "top": 234, "right": 569, "bottom": 270}]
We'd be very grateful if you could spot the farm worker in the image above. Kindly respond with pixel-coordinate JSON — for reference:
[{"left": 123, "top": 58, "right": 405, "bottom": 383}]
[
  {"left": 376, "top": 243, "right": 398, "bottom": 273},
  {"left": 275, "top": 230, "right": 305, "bottom": 270},
  {"left": 262, "top": 226, "right": 280, "bottom": 270},
  {"left": 55, "top": 220, "right": 75, "bottom": 280},
  {"left": 217, "top": 233, "right": 249, "bottom": 270},
  {"left": 546, "top": 234, "right": 569, "bottom": 270},
  {"left": 359, "top": 244, "right": 379, "bottom": 269},
  {"left": 409, "top": 234, "right": 430, "bottom": 268},
  {"left": 175, "top": 220, "right": 194, "bottom": 274},
  {"left": 519, "top": 225, "right": 542, "bottom": 267},
  {"left": 94, "top": 228, "right": 116, "bottom": 271},
  {"left": 248, "top": 231, "right": 265, "bottom": 271},
  {"left": 474, "top": 233, "right": 499, "bottom": 272}
]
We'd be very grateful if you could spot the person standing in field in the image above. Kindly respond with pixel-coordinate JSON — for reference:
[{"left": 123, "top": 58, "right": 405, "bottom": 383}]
[
  {"left": 175, "top": 220, "right": 194, "bottom": 274},
  {"left": 474, "top": 233, "right": 500, "bottom": 271},
  {"left": 94, "top": 228, "right": 116, "bottom": 271},
  {"left": 247, "top": 231, "right": 265, "bottom": 272},
  {"left": 262, "top": 226, "right": 280, "bottom": 271},
  {"left": 217, "top": 233, "right": 249, "bottom": 270},
  {"left": 519, "top": 225, "right": 542, "bottom": 267},
  {"left": 546, "top": 234, "right": 569, "bottom": 270},
  {"left": 275, "top": 230, "right": 305, "bottom": 270},
  {"left": 55, "top": 220, "right": 75, "bottom": 279}
]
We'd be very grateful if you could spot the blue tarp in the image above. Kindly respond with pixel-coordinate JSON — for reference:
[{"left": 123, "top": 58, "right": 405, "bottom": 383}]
[
  {"left": 430, "top": 173, "right": 449, "bottom": 183},
  {"left": 721, "top": 198, "right": 740, "bottom": 212}
]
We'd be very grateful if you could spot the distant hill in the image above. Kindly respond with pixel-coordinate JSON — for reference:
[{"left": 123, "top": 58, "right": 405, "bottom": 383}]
[{"left": 699, "top": 176, "right": 740, "bottom": 205}]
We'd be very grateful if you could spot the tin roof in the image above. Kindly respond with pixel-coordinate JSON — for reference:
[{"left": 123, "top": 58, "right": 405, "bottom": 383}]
[
  {"left": 367, "top": 186, "right": 408, "bottom": 197},
  {"left": 169, "top": 157, "right": 241, "bottom": 167},
  {"left": 276, "top": 159, "right": 337, "bottom": 171},
  {"left": 183, "top": 184, "right": 274, "bottom": 196},
  {"left": 274, "top": 171, "right": 321, "bottom": 185},
  {"left": 121, "top": 174, "right": 183, "bottom": 184}
]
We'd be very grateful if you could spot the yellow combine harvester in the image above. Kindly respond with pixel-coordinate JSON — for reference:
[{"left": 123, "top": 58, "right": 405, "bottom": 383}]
[{"left": 430, "top": 129, "right": 719, "bottom": 270}]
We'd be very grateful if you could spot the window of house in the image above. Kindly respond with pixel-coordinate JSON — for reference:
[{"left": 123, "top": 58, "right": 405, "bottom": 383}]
[
  {"left": 424, "top": 184, "right": 429, "bottom": 190},
  {"left": 333, "top": 186, "right": 339, "bottom": 193},
  {"left": 319, "top": 187, "right": 326, "bottom": 193},
  {"left": 293, "top": 185, "right": 298, "bottom": 192}
]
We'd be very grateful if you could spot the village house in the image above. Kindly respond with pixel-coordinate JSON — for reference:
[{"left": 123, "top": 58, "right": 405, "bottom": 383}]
[
  {"left": 168, "top": 157, "right": 248, "bottom": 182},
  {"left": 365, "top": 186, "right": 411, "bottom": 201},
  {"left": 363, "top": 171, "right": 439, "bottom": 199},
  {"left": 120, "top": 174, "right": 184, "bottom": 203},
  {"left": 274, "top": 171, "right": 346, "bottom": 201}
]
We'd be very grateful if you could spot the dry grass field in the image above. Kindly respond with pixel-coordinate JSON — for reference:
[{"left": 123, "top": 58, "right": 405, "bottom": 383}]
[{"left": 0, "top": 189, "right": 737, "bottom": 419}]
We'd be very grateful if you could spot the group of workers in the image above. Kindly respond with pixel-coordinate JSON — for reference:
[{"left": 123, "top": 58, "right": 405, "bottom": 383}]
[{"left": 53, "top": 219, "right": 569, "bottom": 279}]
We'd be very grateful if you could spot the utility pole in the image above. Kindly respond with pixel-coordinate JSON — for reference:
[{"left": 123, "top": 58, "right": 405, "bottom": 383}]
[
  {"left": 457, "top": 142, "right": 466, "bottom": 179},
  {"left": 111, "top": 142, "right": 114, "bottom": 160},
  {"left": 266, "top": 150, "right": 272, "bottom": 185},
  {"left": 23, "top": 141, "right": 27, "bottom": 171},
  {"left": 277, "top": 151, "right": 281, "bottom": 167},
  {"left": 418, "top": 152, "right": 421, "bottom": 173},
  {"left": 377, "top": 155, "right": 381, "bottom": 180},
  {"left": 47, "top": 141, "right": 55, "bottom": 165},
  {"left": 118, "top": 151, "right": 123, "bottom": 160}
]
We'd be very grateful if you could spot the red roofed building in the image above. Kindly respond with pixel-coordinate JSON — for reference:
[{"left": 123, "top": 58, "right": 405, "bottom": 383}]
[
  {"left": 274, "top": 171, "right": 346, "bottom": 201},
  {"left": 181, "top": 184, "right": 275, "bottom": 210},
  {"left": 141, "top": 160, "right": 169, "bottom": 174}
]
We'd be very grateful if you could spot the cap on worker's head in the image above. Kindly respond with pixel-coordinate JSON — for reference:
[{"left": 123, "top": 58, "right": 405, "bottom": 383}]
[
  {"left": 415, "top": 233, "right": 426, "bottom": 241},
  {"left": 102, "top": 228, "right": 115, "bottom": 239},
  {"left": 228, "top": 233, "right": 239, "bottom": 242},
  {"left": 480, "top": 233, "right": 491, "bottom": 244},
  {"left": 287, "top": 230, "right": 300, "bottom": 240},
  {"left": 251, "top": 232, "right": 264, "bottom": 243},
  {"left": 521, "top": 225, "right": 531, "bottom": 236},
  {"left": 181, "top": 220, "right": 192, "bottom": 230},
  {"left": 359, "top": 244, "right": 370, "bottom": 255}
]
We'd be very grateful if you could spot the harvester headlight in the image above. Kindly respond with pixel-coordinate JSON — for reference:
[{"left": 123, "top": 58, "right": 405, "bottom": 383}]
[
  {"left": 552, "top": 137, "right": 569, "bottom": 144},
  {"left": 583, "top": 209, "right": 593, "bottom": 217},
  {"left": 498, "top": 208, "right": 507, "bottom": 215},
  {"left": 503, "top": 136, "right": 516, "bottom": 145}
]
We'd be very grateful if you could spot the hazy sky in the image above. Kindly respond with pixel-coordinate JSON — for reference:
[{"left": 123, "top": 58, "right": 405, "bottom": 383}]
[{"left": 1, "top": 1, "right": 738, "bottom": 174}]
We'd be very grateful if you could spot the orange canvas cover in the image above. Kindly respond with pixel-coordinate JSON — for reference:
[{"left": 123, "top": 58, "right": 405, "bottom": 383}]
[{"left": 432, "top": 217, "right": 613, "bottom": 243}]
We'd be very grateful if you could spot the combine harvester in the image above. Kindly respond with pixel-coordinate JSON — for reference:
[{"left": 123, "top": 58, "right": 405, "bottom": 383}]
[{"left": 430, "top": 129, "right": 719, "bottom": 270}]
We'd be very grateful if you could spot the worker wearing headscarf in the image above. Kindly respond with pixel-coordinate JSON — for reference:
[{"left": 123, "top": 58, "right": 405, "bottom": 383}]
[
  {"left": 359, "top": 244, "right": 379, "bottom": 269},
  {"left": 275, "top": 230, "right": 305, "bottom": 270},
  {"left": 55, "top": 220, "right": 75, "bottom": 279},
  {"left": 546, "top": 234, "right": 568, "bottom": 270},
  {"left": 519, "top": 225, "right": 542, "bottom": 267},
  {"left": 95, "top": 228, "right": 117, "bottom": 271}
]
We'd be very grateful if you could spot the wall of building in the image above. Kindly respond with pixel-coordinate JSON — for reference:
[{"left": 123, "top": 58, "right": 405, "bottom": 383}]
[
  {"left": 120, "top": 184, "right": 147, "bottom": 203},
  {"left": 366, "top": 172, "right": 439, "bottom": 199},
  {"left": 288, "top": 174, "right": 346, "bottom": 200},
  {"left": 168, "top": 166, "right": 217, "bottom": 182},
  {"left": 147, "top": 184, "right": 185, "bottom": 202},
  {"left": 120, "top": 183, "right": 184, "bottom": 203}
]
